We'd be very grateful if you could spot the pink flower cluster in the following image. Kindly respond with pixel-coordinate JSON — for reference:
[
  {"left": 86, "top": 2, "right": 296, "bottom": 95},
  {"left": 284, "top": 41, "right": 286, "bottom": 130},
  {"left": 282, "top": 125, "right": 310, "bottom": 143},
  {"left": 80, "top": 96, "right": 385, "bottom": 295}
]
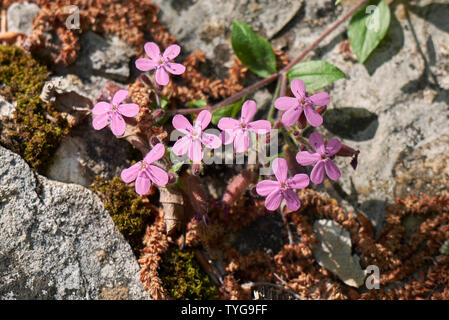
[
  {"left": 255, "top": 79, "right": 341, "bottom": 211},
  {"left": 91, "top": 42, "right": 347, "bottom": 209}
]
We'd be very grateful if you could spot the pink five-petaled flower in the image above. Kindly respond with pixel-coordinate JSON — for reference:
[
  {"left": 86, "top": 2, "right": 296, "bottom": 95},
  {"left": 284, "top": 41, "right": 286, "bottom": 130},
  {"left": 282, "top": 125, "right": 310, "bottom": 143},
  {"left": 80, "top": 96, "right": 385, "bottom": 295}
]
[
  {"left": 274, "top": 79, "right": 330, "bottom": 127},
  {"left": 256, "top": 158, "right": 310, "bottom": 211},
  {"left": 135, "top": 42, "right": 186, "bottom": 86},
  {"left": 172, "top": 110, "right": 221, "bottom": 162},
  {"left": 120, "top": 143, "right": 169, "bottom": 196},
  {"left": 296, "top": 132, "right": 342, "bottom": 184},
  {"left": 218, "top": 100, "right": 271, "bottom": 153},
  {"left": 92, "top": 89, "right": 140, "bottom": 136}
]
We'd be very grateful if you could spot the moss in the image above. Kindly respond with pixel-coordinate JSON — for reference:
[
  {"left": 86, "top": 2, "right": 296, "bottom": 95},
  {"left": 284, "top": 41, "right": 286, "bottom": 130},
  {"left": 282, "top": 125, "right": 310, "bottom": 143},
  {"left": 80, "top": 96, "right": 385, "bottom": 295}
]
[
  {"left": 159, "top": 247, "right": 218, "bottom": 300},
  {"left": 0, "top": 45, "right": 68, "bottom": 173},
  {"left": 92, "top": 177, "right": 153, "bottom": 255}
]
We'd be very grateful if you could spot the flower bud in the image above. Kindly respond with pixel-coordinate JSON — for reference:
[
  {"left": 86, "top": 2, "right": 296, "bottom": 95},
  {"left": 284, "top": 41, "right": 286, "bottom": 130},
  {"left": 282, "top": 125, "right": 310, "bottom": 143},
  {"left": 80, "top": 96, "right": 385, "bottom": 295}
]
[
  {"left": 149, "top": 135, "right": 161, "bottom": 147},
  {"left": 140, "top": 74, "right": 152, "bottom": 86},
  {"left": 151, "top": 109, "right": 164, "bottom": 121},
  {"left": 317, "top": 105, "right": 327, "bottom": 115}
]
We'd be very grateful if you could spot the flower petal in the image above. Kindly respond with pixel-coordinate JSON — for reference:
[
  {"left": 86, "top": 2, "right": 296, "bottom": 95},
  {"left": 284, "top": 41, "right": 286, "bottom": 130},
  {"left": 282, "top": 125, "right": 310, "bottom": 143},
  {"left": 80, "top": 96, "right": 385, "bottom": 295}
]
[
  {"left": 272, "top": 158, "right": 288, "bottom": 183},
  {"left": 304, "top": 105, "right": 323, "bottom": 127},
  {"left": 189, "top": 139, "right": 203, "bottom": 162},
  {"left": 325, "top": 138, "right": 342, "bottom": 157},
  {"left": 147, "top": 165, "right": 169, "bottom": 186},
  {"left": 283, "top": 189, "right": 301, "bottom": 211},
  {"left": 112, "top": 90, "right": 128, "bottom": 106},
  {"left": 172, "top": 114, "right": 193, "bottom": 134},
  {"left": 247, "top": 120, "right": 271, "bottom": 134},
  {"left": 217, "top": 117, "right": 240, "bottom": 130},
  {"left": 110, "top": 113, "right": 126, "bottom": 136},
  {"left": 310, "top": 160, "right": 325, "bottom": 184},
  {"left": 92, "top": 102, "right": 111, "bottom": 115},
  {"left": 121, "top": 162, "right": 141, "bottom": 183},
  {"left": 117, "top": 103, "right": 140, "bottom": 117},
  {"left": 309, "top": 92, "right": 330, "bottom": 106},
  {"left": 234, "top": 130, "right": 249, "bottom": 153},
  {"left": 290, "top": 79, "right": 306, "bottom": 99},
  {"left": 281, "top": 106, "right": 302, "bottom": 127},
  {"left": 195, "top": 110, "right": 212, "bottom": 130},
  {"left": 135, "top": 58, "right": 157, "bottom": 71},
  {"left": 144, "top": 143, "right": 165, "bottom": 164},
  {"left": 241, "top": 100, "right": 257, "bottom": 124},
  {"left": 221, "top": 129, "right": 236, "bottom": 145},
  {"left": 144, "top": 42, "right": 161, "bottom": 61},
  {"left": 172, "top": 136, "right": 191, "bottom": 156},
  {"left": 256, "top": 180, "right": 281, "bottom": 196},
  {"left": 155, "top": 67, "right": 170, "bottom": 86},
  {"left": 265, "top": 189, "right": 283, "bottom": 211},
  {"left": 274, "top": 97, "right": 299, "bottom": 111},
  {"left": 324, "top": 159, "right": 341, "bottom": 181},
  {"left": 296, "top": 151, "right": 321, "bottom": 166},
  {"left": 201, "top": 132, "right": 222, "bottom": 149},
  {"left": 135, "top": 171, "right": 151, "bottom": 195},
  {"left": 309, "top": 132, "right": 325, "bottom": 154},
  {"left": 287, "top": 173, "right": 310, "bottom": 189},
  {"left": 163, "top": 44, "right": 181, "bottom": 60},
  {"left": 165, "top": 62, "right": 185, "bottom": 75},
  {"left": 92, "top": 113, "right": 110, "bottom": 130}
]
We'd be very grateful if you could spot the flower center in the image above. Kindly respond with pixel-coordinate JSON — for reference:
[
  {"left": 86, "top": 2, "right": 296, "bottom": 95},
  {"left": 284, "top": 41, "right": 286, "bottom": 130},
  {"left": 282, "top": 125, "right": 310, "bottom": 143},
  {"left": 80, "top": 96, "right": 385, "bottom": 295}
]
[
  {"left": 240, "top": 122, "right": 247, "bottom": 129},
  {"left": 111, "top": 105, "right": 117, "bottom": 111},
  {"left": 140, "top": 161, "right": 147, "bottom": 169},
  {"left": 191, "top": 127, "right": 201, "bottom": 139},
  {"left": 158, "top": 59, "right": 165, "bottom": 66},
  {"left": 281, "top": 182, "right": 287, "bottom": 189}
]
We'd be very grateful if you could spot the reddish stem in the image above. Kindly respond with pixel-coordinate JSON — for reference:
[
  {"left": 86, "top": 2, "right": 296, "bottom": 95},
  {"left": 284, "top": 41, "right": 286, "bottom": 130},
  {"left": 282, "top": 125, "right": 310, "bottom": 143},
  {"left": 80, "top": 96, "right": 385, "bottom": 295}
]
[{"left": 171, "top": 0, "right": 369, "bottom": 115}]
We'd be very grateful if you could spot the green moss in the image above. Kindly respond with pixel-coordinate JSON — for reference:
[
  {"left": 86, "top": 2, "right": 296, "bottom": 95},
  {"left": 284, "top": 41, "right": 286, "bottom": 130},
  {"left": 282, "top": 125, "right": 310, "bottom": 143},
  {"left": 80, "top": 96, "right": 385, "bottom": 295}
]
[
  {"left": 0, "top": 45, "right": 68, "bottom": 172},
  {"left": 159, "top": 247, "right": 218, "bottom": 300},
  {"left": 92, "top": 177, "right": 153, "bottom": 255}
]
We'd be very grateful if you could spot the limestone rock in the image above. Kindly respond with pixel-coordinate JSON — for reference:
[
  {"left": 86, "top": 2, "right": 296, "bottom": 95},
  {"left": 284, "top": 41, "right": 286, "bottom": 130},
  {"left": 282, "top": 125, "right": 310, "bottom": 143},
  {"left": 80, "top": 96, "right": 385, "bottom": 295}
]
[
  {"left": 312, "top": 219, "right": 365, "bottom": 288},
  {"left": 0, "top": 146, "right": 149, "bottom": 299},
  {"left": 6, "top": 2, "right": 40, "bottom": 35},
  {"left": 75, "top": 31, "right": 135, "bottom": 82}
]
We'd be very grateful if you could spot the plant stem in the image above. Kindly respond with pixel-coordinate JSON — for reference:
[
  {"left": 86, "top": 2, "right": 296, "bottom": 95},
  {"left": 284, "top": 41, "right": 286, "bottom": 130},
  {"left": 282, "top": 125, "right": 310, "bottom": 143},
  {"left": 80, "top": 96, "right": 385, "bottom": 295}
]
[
  {"left": 268, "top": 77, "right": 282, "bottom": 124},
  {"left": 171, "top": 0, "right": 370, "bottom": 116}
]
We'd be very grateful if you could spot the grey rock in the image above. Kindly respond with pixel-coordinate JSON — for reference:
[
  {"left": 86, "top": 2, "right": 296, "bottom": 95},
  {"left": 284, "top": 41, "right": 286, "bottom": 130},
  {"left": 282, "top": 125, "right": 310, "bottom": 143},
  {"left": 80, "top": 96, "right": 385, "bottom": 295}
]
[
  {"left": 47, "top": 121, "right": 134, "bottom": 187},
  {"left": 6, "top": 2, "right": 40, "bottom": 35},
  {"left": 312, "top": 219, "right": 365, "bottom": 288},
  {"left": 151, "top": 0, "right": 303, "bottom": 65},
  {"left": 284, "top": 0, "right": 449, "bottom": 233},
  {"left": 0, "top": 96, "right": 15, "bottom": 119},
  {"left": 0, "top": 146, "right": 149, "bottom": 299},
  {"left": 75, "top": 31, "right": 135, "bottom": 82}
]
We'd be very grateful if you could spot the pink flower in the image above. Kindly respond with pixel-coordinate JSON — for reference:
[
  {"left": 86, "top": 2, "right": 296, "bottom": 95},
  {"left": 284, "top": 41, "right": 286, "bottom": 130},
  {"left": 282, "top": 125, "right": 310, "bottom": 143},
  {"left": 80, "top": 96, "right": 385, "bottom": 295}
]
[
  {"left": 121, "top": 143, "right": 169, "bottom": 195},
  {"left": 217, "top": 100, "right": 271, "bottom": 153},
  {"left": 274, "top": 79, "right": 329, "bottom": 127},
  {"left": 256, "top": 158, "right": 309, "bottom": 211},
  {"left": 135, "top": 42, "right": 186, "bottom": 86},
  {"left": 92, "top": 89, "right": 140, "bottom": 136},
  {"left": 172, "top": 110, "right": 222, "bottom": 162},
  {"left": 296, "top": 132, "right": 341, "bottom": 184}
]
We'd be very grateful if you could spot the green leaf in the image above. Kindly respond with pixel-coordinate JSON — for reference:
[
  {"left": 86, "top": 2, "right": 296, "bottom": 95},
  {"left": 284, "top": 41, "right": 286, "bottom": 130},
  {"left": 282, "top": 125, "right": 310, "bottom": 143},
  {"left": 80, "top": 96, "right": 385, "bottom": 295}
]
[
  {"left": 348, "top": 0, "right": 391, "bottom": 64},
  {"left": 287, "top": 60, "right": 346, "bottom": 91},
  {"left": 171, "top": 161, "right": 185, "bottom": 173},
  {"left": 188, "top": 99, "right": 207, "bottom": 109},
  {"left": 211, "top": 99, "right": 245, "bottom": 125},
  {"left": 231, "top": 20, "right": 277, "bottom": 78}
]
